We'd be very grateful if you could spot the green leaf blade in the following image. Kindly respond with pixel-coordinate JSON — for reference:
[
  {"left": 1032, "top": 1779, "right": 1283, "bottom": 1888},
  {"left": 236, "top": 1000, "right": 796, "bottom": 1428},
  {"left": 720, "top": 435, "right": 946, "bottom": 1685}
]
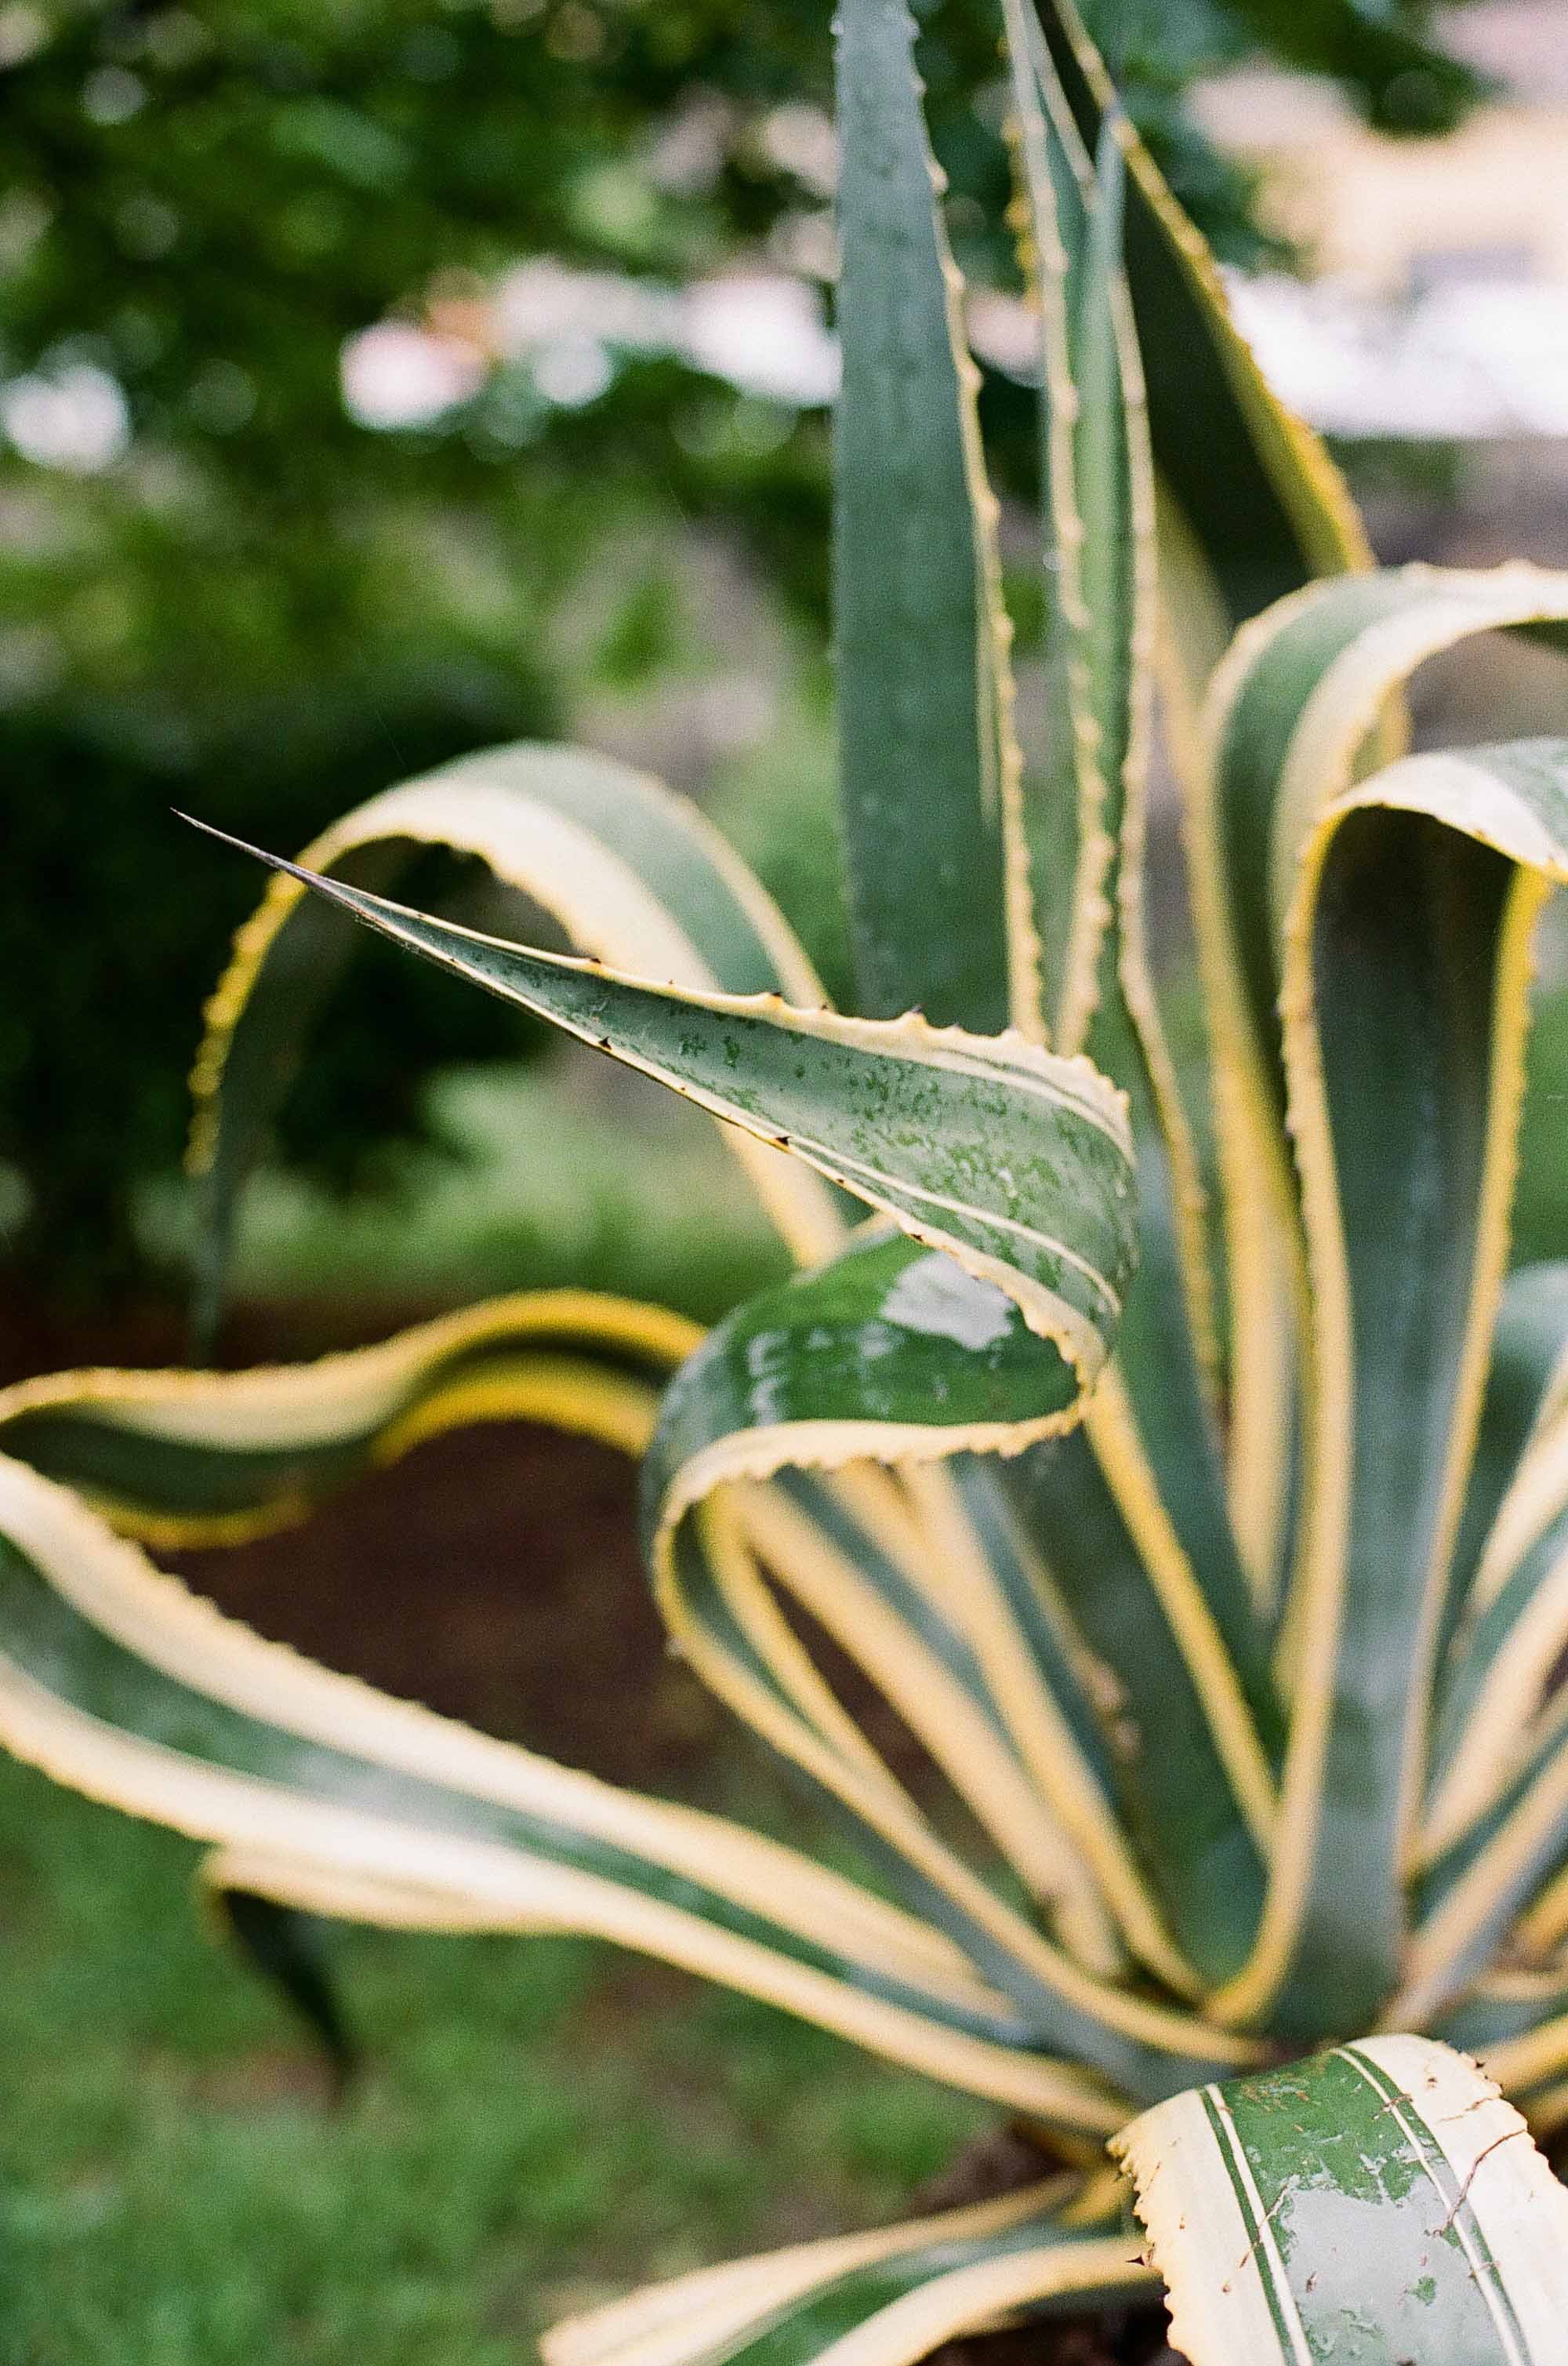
[
  {"left": 996, "top": 7, "right": 1281, "bottom": 1988},
  {"left": 0, "top": 1434, "right": 1122, "bottom": 2123},
  {"left": 1004, "top": 1428, "right": 1270, "bottom": 1990},
  {"left": 1029, "top": 0, "right": 1370, "bottom": 630},
  {"left": 1201, "top": 570, "right": 1568, "bottom": 2040},
  {"left": 641, "top": 1233, "right": 1271, "bottom": 2102},
  {"left": 1116, "top": 2037, "right": 1568, "bottom": 2365},
  {"left": 183, "top": 823, "right": 1138, "bottom": 1389},
  {"left": 543, "top": 2181, "right": 1152, "bottom": 2366},
  {"left": 186, "top": 741, "right": 844, "bottom": 1348},
  {"left": 833, "top": 0, "right": 1018, "bottom": 1035}
]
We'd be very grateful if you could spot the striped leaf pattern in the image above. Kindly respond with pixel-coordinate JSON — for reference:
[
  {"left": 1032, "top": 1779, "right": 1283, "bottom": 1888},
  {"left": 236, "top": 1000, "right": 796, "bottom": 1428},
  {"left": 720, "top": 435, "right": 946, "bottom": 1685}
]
[
  {"left": 1022, "top": 0, "right": 1367, "bottom": 627},
  {"left": 187, "top": 740, "right": 849, "bottom": 1347},
  {"left": 0, "top": 1291, "right": 698, "bottom": 1550},
  {"left": 543, "top": 2179, "right": 1152, "bottom": 2366},
  {"left": 1198, "top": 589, "right": 1568, "bottom": 2041},
  {"left": 185, "top": 822, "right": 1138, "bottom": 1394},
  {"left": 993, "top": 9, "right": 1281, "bottom": 2008},
  {"left": 7, "top": 0, "right": 1568, "bottom": 2357},
  {"left": 0, "top": 1442, "right": 1127, "bottom": 2128},
  {"left": 1117, "top": 2037, "right": 1568, "bottom": 2365}
]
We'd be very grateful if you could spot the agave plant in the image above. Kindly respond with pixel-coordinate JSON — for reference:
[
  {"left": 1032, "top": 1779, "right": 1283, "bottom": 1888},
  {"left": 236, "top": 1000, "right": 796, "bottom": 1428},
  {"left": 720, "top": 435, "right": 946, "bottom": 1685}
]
[{"left": 9, "top": 0, "right": 1568, "bottom": 2353}]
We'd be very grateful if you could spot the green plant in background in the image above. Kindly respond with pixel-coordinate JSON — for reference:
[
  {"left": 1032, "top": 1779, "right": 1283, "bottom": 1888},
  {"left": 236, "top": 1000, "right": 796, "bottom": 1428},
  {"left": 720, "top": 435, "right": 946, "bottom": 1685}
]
[
  {"left": 7, "top": 0, "right": 1568, "bottom": 2353},
  {"left": 1, "top": 0, "right": 1485, "bottom": 1300}
]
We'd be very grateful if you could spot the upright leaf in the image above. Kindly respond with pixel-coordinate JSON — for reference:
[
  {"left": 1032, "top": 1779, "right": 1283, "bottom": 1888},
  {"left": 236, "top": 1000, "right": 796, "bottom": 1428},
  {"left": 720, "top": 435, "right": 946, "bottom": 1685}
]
[
  {"left": 996, "top": 9, "right": 1281, "bottom": 1986},
  {"left": 1426, "top": 1274, "right": 1568, "bottom": 1862},
  {"left": 1029, "top": 0, "right": 1369, "bottom": 635},
  {"left": 1022, "top": 0, "right": 1375, "bottom": 1595},
  {"left": 1201, "top": 576, "right": 1568, "bottom": 2038},
  {"left": 833, "top": 0, "right": 1029, "bottom": 1038}
]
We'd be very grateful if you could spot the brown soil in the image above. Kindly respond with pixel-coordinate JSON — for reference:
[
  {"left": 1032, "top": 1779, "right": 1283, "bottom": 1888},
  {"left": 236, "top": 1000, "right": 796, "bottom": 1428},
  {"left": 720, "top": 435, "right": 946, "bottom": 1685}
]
[
  {"left": 176, "top": 1416, "right": 726, "bottom": 1785},
  {"left": 935, "top": 2330, "right": 1172, "bottom": 2366}
]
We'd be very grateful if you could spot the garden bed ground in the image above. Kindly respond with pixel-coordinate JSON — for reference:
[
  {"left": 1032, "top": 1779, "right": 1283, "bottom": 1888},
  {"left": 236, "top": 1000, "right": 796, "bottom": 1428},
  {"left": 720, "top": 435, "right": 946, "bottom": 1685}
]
[{"left": 0, "top": 1288, "right": 1168, "bottom": 2364}]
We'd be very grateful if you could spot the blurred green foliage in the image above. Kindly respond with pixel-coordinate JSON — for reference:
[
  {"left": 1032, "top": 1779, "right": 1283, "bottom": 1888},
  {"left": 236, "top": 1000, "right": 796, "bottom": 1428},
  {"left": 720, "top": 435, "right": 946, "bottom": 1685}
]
[
  {"left": 0, "top": 1752, "right": 986, "bottom": 2364},
  {"left": 1, "top": 0, "right": 1480, "bottom": 1301}
]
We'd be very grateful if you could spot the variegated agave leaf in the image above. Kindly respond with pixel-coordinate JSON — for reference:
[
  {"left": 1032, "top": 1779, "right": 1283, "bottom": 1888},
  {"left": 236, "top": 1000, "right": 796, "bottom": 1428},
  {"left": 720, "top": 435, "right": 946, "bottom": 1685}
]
[
  {"left": 7, "top": 681, "right": 1158, "bottom": 2133},
  {"left": 1117, "top": 2037, "right": 1568, "bottom": 2365},
  {"left": 542, "top": 2175, "right": 1152, "bottom": 2366},
  {"left": 175, "top": 830, "right": 1276, "bottom": 2108},
  {"left": 833, "top": 0, "right": 1024, "bottom": 1041},
  {"left": 0, "top": 1434, "right": 1122, "bottom": 2130},
  {"left": 186, "top": 740, "right": 851, "bottom": 1349},
  {"left": 6, "top": 0, "right": 1568, "bottom": 2357},
  {"left": 1196, "top": 579, "right": 1568, "bottom": 2044}
]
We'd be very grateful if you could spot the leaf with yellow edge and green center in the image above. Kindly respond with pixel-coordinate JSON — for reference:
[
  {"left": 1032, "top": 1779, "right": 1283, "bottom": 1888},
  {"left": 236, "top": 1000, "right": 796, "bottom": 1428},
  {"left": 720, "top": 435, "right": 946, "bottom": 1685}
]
[
  {"left": 1440, "top": 1264, "right": 1568, "bottom": 1668},
  {"left": 1027, "top": 0, "right": 1369, "bottom": 641},
  {"left": 0, "top": 1412, "right": 1137, "bottom": 2139},
  {"left": 172, "top": 821, "right": 1301, "bottom": 2100},
  {"left": 640, "top": 1239, "right": 1273, "bottom": 2101},
  {"left": 1, "top": 1239, "right": 1265, "bottom": 2104},
  {"left": 543, "top": 2175, "right": 1152, "bottom": 2366},
  {"left": 1416, "top": 1267, "right": 1568, "bottom": 1912},
  {"left": 0, "top": 1288, "right": 698, "bottom": 1551},
  {"left": 187, "top": 740, "right": 850, "bottom": 1350},
  {"left": 1117, "top": 2035, "right": 1568, "bottom": 2366},
  {"left": 181, "top": 820, "right": 1138, "bottom": 1399},
  {"left": 1200, "top": 568, "right": 1568, "bottom": 2041},
  {"left": 990, "top": 2, "right": 1283, "bottom": 1995},
  {"left": 1018, "top": 0, "right": 1376, "bottom": 1607}
]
